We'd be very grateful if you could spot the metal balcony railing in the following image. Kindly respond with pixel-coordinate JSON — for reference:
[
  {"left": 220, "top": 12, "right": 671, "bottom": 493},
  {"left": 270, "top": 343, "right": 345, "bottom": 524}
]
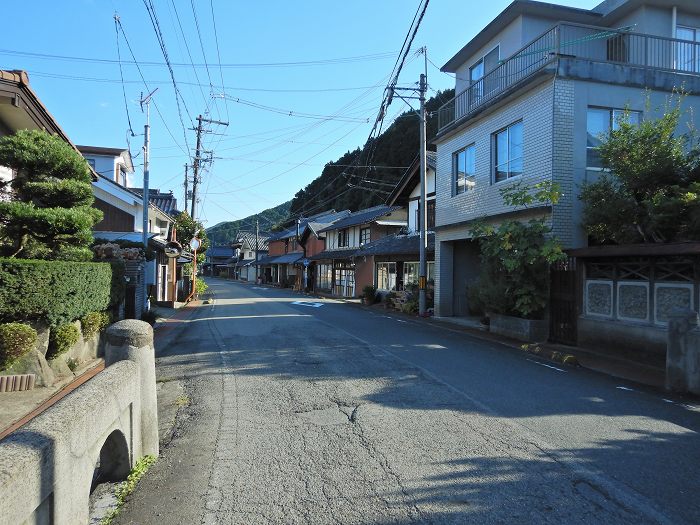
[{"left": 437, "top": 22, "right": 700, "bottom": 132}]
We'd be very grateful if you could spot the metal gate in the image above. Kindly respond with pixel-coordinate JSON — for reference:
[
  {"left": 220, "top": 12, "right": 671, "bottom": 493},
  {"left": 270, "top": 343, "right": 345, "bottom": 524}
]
[{"left": 549, "top": 256, "right": 578, "bottom": 345}]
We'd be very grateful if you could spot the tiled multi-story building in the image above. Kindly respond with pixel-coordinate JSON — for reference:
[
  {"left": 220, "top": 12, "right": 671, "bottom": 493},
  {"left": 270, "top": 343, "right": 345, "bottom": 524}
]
[{"left": 433, "top": 0, "right": 700, "bottom": 329}]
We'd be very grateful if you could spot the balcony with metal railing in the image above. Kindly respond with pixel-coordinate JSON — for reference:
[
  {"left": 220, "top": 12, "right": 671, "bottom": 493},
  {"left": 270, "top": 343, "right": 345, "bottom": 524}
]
[{"left": 437, "top": 22, "right": 700, "bottom": 133}]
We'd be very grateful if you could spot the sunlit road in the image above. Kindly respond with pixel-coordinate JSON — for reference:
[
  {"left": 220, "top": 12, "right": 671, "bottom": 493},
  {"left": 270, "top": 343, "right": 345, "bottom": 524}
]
[{"left": 115, "top": 279, "right": 700, "bottom": 524}]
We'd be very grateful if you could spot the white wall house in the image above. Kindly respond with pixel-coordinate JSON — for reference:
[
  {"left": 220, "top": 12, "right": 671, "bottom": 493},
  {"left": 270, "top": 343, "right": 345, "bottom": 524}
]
[{"left": 433, "top": 0, "right": 700, "bottom": 323}]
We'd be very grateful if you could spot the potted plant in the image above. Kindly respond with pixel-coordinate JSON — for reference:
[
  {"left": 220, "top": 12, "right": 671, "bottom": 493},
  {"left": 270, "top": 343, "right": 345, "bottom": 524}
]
[{"left": 362, "top": 285, "right": 376, "bottom": 306}]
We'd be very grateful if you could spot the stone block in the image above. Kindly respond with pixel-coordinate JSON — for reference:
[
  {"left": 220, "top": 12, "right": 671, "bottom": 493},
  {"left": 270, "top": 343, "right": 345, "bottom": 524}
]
[
  {"left": 490, "top": 313, "right": 549, "bottom": 343},
  {"left": 28, "top": 320, "right": 50, "bottom": 356}
]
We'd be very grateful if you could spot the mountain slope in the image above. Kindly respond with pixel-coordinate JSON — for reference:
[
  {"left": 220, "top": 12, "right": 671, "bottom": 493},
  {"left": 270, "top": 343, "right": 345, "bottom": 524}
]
[{"left": 206, "top": 200, "right": 291, "bottom": 244}]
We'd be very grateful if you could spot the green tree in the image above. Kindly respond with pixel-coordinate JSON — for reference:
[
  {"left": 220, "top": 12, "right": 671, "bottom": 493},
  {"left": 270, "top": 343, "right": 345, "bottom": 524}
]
[
  {"left": 174, "top": 211, "right": 209, "bottom": 264},
  {"left": 0, "top": 129, "right": 101, "bottom": 261},
  {"left": 580, "top": 97, "right": 700, "bottom": 244},
  {"left": 470, "top": 181, "right": 566, "bottom": 319}
]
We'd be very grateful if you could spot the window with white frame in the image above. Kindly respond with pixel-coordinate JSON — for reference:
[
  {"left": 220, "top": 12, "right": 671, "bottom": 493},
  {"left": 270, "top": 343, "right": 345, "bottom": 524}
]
[
  {"left": 493, "top": 121, "right": 523, "bottom": 183},
  {"left": 586, "top": 107, "right": 641, "bottom": 169},
  {"left": 453, "top": 144, "right": 476, "bottom": 195},
  {"left": 403, "top": 261, "right": 435, "bottom": 287},
  {"left": 376, "top": 262, "right": 397, "bottom": 291}
]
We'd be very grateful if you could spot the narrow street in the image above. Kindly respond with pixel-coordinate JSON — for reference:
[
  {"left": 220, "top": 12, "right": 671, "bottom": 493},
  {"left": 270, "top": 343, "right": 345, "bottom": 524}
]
[{"left": 115, "top": 279, "right": 700, "bottom": 525}]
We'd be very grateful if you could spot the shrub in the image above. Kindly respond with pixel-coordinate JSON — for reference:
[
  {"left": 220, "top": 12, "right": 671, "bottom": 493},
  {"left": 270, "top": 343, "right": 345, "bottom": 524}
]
[
  {"left": 0, "top": 322, "right": 37, "bottom": 369},
  {"left": 195, "top": 279, "right": 208, "bottom": 295},
  {"left": 362, "top": 285, "right": 376, "bottom": 303},
  {"left": 47, "top": 323, "right": 80, "bottom": 360},
  {"left": 80, "top": 311, "right": 111, "bottom": 339},
  {"left": 141, "top": 310, "right": 159, "bottom": 325},
  {"left": 0, "top": 259, "right": 121, "bottom": 325}
]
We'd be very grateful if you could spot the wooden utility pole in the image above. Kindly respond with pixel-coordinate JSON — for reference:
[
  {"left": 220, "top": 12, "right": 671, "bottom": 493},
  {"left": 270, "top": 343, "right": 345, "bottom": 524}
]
[{"left": 183, "top": 163, "right": 189, "bottom": 213}]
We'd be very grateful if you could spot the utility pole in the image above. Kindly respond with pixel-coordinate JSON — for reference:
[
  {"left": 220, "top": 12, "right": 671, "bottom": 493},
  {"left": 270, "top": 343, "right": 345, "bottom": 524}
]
[
  {"left": 386, "top": 48, "right": 429, "bottom": 315},
  {"left": 255, "top": 217, "right": 260, "bottom": 284},
  {"left": 418, "top": 69, "right": 428, "bottom": 317},
  {"left": 140, "top": 88, "right": 158, "bottom": 315},
  {"left": 190, "top": 114, "right": 228, "bottom": 221},
  {"left": 183, "top": 163, "right": 189, "bottom": 213}
]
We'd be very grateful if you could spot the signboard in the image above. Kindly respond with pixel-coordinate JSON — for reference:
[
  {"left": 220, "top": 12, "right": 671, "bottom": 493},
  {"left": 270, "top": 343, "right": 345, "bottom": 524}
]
[
  {"left": 302, "top": 258, "right": 309, "bottom": 267},
  {"left": 164, "top": 241, "right": 182, "bottom": 258},
  {"left": 189, "top": 238, "right": 201, "bottom": 251}
]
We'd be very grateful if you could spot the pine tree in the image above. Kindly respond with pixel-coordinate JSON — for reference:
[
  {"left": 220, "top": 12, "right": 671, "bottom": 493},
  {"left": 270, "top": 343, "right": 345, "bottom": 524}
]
[{"left": 0, "top": 129, "right": 102, "bottom": 261}]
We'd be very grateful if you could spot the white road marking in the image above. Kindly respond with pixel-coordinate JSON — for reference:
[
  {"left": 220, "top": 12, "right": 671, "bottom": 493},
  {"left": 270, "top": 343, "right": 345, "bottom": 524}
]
[
  {"left": 616, "top": 386, "right": 636, "bottom": 392},
  {"left": 395, "top": 319, "right": 408, "bottom": 323},
  {"left": 291, "top": 301, "right": 323, "bottom": 308},
  {"left": 251, "top": 287, "right": 269, "bottom": 290},
  {"left": 526, "top": 358, "right": 566, "bottom": 372}
]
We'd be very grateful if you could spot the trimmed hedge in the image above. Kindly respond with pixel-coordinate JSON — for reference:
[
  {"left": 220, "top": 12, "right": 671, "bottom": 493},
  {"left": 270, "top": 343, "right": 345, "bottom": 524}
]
[
  {"left": 0, "top": 322, "right": 37, "bottom": 369},
  {"left": 80, "top": 311, "right": 111, "bottom": 339},
  {"left": 47, "top": 323, "right": 79, "bottom": 360},
  {"left": 0, "top": 259, "right": 124, "bottom": 325}
]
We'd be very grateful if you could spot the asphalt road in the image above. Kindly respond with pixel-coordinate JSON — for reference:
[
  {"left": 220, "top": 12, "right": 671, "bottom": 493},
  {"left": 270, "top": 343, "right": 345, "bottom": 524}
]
[{"left": 115, "top": 279, "right": 700, "bottom": 525}]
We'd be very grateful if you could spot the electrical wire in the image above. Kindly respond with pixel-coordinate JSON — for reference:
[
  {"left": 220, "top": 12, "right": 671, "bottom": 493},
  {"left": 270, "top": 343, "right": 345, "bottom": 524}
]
[{"left": 113, "top": 15, "right": 135, "bottom": 137}]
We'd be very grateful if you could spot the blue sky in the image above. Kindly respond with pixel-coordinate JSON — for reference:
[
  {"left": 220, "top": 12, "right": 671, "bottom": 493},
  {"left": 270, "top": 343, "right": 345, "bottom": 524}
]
[{"left": 1, "top": 0, "right": 599, "bottom": 228}]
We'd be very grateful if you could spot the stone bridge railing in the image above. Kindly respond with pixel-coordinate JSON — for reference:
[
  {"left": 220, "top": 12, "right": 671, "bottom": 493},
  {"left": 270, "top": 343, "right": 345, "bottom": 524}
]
[{"left": 0, "top": 320, "right": 158, "bottom": 525}]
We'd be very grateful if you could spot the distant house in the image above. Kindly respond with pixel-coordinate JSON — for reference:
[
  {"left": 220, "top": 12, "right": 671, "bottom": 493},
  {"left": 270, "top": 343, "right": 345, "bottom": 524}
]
[
  {"left": 230, "top": 232, "right": 269, "bottom": 282},
  {"left": 360, "top": 152, "right": 436, "bottom": 293},
  {"left": 204, "top": 245, "right": 236, "bottom": 276},
  {"left": 309, "top": 205, "right": 406, "bottom": 297},
  {"left": 77, "top": 145, "right": 134, "bottom": 187}
]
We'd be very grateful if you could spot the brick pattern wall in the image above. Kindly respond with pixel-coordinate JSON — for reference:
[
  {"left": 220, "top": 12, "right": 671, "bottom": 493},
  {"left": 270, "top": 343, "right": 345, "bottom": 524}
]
[
  {"left": 550, "top": 79, "right": 576, "bottom": 248},
  {"left": 433, "top": 79, "right": 557, "bottom": 316}
]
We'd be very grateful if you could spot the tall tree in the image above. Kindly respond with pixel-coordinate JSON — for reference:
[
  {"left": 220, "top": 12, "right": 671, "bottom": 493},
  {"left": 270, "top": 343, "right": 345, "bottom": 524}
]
[
  {"left": 0, "top": 129, "right": 101, "bottom": 261},
  {"left": 174, "top": 211, "right": 209, "bottom": 264},
  {"left": 580, "top": 98, "right": 700, "bottom": 244}
]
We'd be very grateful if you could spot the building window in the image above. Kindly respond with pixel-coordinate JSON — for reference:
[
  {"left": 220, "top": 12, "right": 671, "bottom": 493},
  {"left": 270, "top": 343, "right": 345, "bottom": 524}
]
[
  {"left": 493, "top": 121, "right": 523, "bottom": 183},
  {"left": 415, "top": 200, "right": 436, "bottom": 231},
  {"left": 360, "top": 227, "right": 370, "bottom": 245},
  {"left": 119, "top": 166, "right": 127, "bottom": 186},
  {"left": 469, "top": 45, "right": 499, "bottom": 100},
  {"left": 586, "top": 108, "right": 641, "bottom": 169},
  {"left": 316, "top": 264, "right": 332, "bottom": 291},
  {"left": 676, "top": 26, "right": 700, "bottom": 72},
  {"left": 376, "top": 262, "right": 397, "bottom": 291},
  {"left": 453, "top": 144, "right": 476, "bottom": 195},
  {"left": 403, "top": 261, "right": 435, "bottom": 288},
  {"left": 338, "top": 229, "right": 349, "bottom": 248}
]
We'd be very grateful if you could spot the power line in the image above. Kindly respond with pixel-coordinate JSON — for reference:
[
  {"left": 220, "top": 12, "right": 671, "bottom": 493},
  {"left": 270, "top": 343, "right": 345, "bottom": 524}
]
[
  {"left": 0, "top": 48, "right": 397, "bottom": 68},
  {"left": 115, "top": 16, "right": 189, "bottom": 157},
  {"left": 113, "top": 14, "right": 135, "bottom": 137},
  {"left": 143, "top": 0, "right": 194, "bottom": 152},
  {"left": 223, "top": 95, "right": 371, "bottom": 123},
  {"left": 189, "top": 0, "right": 217, "bottom": 119},
  {"left": 209, "top": 0, "right": 229, "bottom": 123}
]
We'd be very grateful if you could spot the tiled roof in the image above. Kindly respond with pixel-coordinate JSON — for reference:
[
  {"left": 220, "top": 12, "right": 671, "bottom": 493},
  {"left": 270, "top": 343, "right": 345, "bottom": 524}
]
[
  {"left": 130, "top": 188, "right": 180, "bottom": 216},
  {"left": 358, "top": 232, "right": 435, "bottom": 256},
  {"left": 309, "top": 248, "right": 358, "bottom": 261},
  {"left": 234, "top": 231, "right": 270, "bottom": 251},
  {"left": 270, "top": 210, "right": 350, "bottom": 241},
  {"left": 268, "top": 253, "right": 303, "bottom": 264},
  {"left": 206, "top": 245, "right": 235, "bottom": 258},
  {"left": 318, "top": 205, "right": 401, "bottom": 233}
]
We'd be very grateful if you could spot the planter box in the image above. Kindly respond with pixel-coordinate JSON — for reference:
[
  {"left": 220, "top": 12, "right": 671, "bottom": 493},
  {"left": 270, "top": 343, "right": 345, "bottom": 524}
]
[{"left": 489, "top": 313, "right": 548, "bottom": 343}]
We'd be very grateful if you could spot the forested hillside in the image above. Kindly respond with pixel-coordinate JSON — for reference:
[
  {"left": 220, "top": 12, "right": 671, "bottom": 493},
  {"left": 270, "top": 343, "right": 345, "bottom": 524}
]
[
  {"left": 289, "top": 89, "right": 453, "bottom": 217},
  {"left": 206, "top": 200, "right": 291, "bottom": 244}
]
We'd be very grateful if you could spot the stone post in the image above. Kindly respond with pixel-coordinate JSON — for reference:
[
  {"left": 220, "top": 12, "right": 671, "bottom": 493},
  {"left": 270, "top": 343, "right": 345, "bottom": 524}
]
[
  {"left": 105, "top": 320, "right": 159, "bottom": 456},
  {"left": 666, "top": 308, "right": 700, "bottom": 394}
]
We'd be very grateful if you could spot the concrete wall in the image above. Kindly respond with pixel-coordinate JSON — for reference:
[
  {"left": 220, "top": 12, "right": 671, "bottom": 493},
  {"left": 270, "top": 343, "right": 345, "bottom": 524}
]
[{"left": 0, "top": 321, "right": 158, "bottom": 525}]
